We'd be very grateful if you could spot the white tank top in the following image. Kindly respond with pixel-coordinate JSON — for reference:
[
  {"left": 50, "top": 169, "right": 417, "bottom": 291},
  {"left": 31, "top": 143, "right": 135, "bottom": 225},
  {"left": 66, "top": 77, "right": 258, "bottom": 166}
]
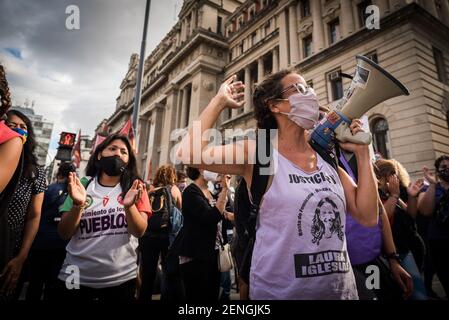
[{"left": 249, "top": 149, "right": 358, "bottom": 300}]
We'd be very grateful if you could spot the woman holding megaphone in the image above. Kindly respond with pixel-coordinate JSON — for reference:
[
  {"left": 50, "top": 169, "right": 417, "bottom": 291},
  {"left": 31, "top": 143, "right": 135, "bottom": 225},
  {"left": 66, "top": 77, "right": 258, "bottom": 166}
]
[{"left": 177, "top": 70, "right": 379, "bottom": 300}]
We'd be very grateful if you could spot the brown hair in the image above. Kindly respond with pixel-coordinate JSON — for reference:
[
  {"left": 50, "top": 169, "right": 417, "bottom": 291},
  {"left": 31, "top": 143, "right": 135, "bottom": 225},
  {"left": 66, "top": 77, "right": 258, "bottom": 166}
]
[
  {"left": 153, "top": 165, "right": 177, "bottom": 187},
  {"left": 253, "top": 69, "right": 295, "bottom": 129},
  {"left": 374, "top": 158, "right": 410, "bottom": 189},
  {"left": 0, "top": 65, "right": 12, "bottom": 119}
]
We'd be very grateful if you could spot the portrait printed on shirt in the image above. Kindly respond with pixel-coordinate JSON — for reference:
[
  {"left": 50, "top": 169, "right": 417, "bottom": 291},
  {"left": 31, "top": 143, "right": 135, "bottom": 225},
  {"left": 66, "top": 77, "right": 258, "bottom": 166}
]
[{"left": 290, "top": 172, "right": 351, "bottom": 279}]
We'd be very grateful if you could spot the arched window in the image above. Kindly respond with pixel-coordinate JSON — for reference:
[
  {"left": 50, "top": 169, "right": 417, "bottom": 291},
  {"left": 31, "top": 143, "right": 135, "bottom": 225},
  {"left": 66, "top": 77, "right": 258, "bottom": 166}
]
[{"left": 370, "top": 117, "right": 391, "bottom": 159}]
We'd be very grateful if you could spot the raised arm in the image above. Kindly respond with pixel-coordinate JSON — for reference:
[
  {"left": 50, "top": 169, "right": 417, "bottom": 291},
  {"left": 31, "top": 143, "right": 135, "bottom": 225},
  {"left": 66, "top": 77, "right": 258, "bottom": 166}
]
[
  {"left": 123, "top": 180, "right": 148, "bottom": 238},
  {"left": 338, "top": 121, "right": 379, "bottom": 227},
  {"left": 58, "top": 172, "right": 87, "bottom": 240},
  {"left": 418, "top": 167, "right": 438, "bottom": 217},
  {"left": 176, "top": 76, "right": 252, "bottom": 178}
]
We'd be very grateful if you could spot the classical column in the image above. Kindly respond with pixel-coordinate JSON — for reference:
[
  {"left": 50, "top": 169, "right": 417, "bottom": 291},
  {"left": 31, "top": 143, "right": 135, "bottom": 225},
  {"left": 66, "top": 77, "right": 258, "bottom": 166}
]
[
  {"left": 177, "top": 89, "right": 184, "bottom": 128},
  {"left": 372, "top": 0, "right": 389, "bottom": 18},
  {"left": 191, "top": 10, "right": 197, "bottom": 32},
  {"left": 278, "top": 10, "right": 289, "bottom": 68},
  {"left": 340, "top": 0, "right": 355, "bottom": 37},
  {"left": 288, "top": 4, "right": 300, "bottom": 65},
  {"left": 182, "top": 19, "right": 187, "bottom": 42},
  {"left": 179, "top": 88, "right": 189, "bottom": 128},
  {"left": 311, "top": 0, "right": 325, "bottom": 53},
  {"left": 273, "top": 47, "right": 279, "bottom": 72},
  {"left": 258, "top": 57, "right": 264, "bottom": 83},
  {"left": 244, "top": 66, "right": 252, "bottom": 112}
]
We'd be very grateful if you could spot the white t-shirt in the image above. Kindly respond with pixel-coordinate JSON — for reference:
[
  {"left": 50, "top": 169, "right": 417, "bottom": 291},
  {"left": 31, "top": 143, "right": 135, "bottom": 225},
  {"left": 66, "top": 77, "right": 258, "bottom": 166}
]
[
  {"left": 249, "top": 150, "right": 359, "bottom": 300},
  {"left": 58, "top": 177, "right": 139, "bottom": 289}
]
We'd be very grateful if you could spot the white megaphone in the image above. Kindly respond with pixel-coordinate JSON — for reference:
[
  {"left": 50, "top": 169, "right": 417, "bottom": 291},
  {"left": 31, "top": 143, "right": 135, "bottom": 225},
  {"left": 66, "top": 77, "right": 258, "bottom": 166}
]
[{"left": 311, "top": 55, "right": 410, "bottom": 150}]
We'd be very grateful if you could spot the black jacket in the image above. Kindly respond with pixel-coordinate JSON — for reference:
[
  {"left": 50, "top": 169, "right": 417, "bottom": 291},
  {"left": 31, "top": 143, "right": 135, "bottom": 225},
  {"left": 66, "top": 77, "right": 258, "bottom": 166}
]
[{"left": 177, "top": 183, "right": 222, "bottom": 261}]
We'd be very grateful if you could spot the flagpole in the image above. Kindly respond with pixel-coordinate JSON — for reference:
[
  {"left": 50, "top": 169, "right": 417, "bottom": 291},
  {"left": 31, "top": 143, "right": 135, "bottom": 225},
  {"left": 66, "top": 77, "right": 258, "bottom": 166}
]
[{"left": 132, "top": 0, "right": 151, "bottom": 142}]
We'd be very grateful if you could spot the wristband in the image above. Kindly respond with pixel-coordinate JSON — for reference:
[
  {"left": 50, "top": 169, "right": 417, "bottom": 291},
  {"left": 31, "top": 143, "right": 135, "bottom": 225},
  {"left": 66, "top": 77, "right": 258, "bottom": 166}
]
[{"left": 385, "top": 252, "right": 401, "bottom": 263}]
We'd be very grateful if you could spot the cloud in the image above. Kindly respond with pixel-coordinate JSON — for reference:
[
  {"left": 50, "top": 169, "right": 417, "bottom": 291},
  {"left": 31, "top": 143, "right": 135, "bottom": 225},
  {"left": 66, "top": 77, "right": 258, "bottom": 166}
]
[{"left": 0, "top": 0, "right": 182, "bottom": 164}]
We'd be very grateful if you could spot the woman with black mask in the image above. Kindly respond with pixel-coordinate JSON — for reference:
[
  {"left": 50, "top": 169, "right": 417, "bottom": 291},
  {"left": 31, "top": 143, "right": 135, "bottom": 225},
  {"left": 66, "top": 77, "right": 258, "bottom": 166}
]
[
  {"left": 418, "top": 155, "right": 449, "bottom": 297},
  {"left": 56, "top": 134, "right": 151, "bottom": 301}
]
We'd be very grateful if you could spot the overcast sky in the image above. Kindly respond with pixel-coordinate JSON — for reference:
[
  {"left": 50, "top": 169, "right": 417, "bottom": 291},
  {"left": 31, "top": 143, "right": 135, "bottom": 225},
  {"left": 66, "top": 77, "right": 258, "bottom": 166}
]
[{"left": 0, "top": 0, "right": 182, "bottom": 163}]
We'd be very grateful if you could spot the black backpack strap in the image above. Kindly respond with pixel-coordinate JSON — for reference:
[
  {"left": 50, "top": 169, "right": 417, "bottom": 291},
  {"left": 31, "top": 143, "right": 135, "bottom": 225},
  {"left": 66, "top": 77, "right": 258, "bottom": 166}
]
[
  {"left": 250, "top": 130, "right": 273, "bottom": 206},
  {"left": 246, "top": 132, "right": 273, "bottom": 238},
  {"left": 164, "top": 185, "right": 174, "bottom": 213}
]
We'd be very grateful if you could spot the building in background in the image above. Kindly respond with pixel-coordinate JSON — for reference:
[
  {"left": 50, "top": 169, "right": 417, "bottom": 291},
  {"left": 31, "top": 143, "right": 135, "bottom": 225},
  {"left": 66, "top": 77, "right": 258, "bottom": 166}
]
[
  {"left": 12, "top": 104, "right": 54, "bottom": 166},
  {"left": 97, "top": 0, "right": 449, "bottom": 180}
]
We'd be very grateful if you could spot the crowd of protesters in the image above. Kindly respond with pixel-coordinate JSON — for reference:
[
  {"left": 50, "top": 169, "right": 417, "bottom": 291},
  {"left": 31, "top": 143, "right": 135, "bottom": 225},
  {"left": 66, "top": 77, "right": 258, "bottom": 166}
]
[{"left": 1, "top": 65, "right": 448, "bottom": 301}]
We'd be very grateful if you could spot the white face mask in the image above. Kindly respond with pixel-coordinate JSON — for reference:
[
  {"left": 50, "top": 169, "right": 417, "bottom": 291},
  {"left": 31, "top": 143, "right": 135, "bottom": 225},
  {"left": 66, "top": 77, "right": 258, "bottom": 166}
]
[
  {"left": 203, "top": 170, "right": 219, "bottom": 182},
  {"left": 280, "top": 89, "right": 320, "bottom": 130}
]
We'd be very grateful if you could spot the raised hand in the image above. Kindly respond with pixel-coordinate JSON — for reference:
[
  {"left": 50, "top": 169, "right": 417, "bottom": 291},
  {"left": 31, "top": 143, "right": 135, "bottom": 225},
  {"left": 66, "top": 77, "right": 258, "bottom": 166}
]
[
  {"left": 407, "top": 178, "right": 424, "bottom": 197},
  {"left": 387, "top": 174, "right": 400, "bottom": 197},
  {"left": 123, "top": 180, "right": 144, "bottom": 209},
  {"left": 422, "top": 166, "right": 437, "bottom": 185},
  {"left": 68, "top": 172, "right": 87, "bottom": 206},
  {"left": 338, "top": 119, "right": 370, "bottom": 154},
  {"left": 216, "top": 75, "right": 245, "bottom": 109}
]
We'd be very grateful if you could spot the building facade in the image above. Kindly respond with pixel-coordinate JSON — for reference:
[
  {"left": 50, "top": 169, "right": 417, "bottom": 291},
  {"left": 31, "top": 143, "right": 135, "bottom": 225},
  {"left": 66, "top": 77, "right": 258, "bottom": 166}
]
[
  {"left": 101, "top": 0, "right": 449, "bottom": 180},
  {"left": 12, "top": 105, "right": 54, "bottom": 166}
]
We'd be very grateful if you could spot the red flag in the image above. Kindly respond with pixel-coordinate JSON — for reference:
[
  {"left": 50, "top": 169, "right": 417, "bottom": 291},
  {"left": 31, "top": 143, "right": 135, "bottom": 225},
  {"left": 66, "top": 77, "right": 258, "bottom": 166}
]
[
  {"left": 91, "top": 133, "right": 106, "bottom": 153},
  {"left": 72, "top": 130, "right": 82, "bottom": 168},
  {"left": 119, "top": 118, "right": 137, "bottom": 153}
]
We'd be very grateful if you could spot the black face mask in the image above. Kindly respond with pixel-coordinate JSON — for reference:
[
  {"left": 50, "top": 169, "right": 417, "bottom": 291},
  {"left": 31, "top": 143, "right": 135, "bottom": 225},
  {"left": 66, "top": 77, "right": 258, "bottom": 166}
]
[
  {"left": 96, "top": 155, "right": 126, "bottom": 176},
  {"left": 438, "top": 168, "right": 449, "bottom": 182}
]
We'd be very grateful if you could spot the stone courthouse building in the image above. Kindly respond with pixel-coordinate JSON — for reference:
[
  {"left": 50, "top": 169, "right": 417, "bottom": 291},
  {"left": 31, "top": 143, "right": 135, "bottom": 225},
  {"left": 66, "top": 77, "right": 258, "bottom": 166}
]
[{"left": 97, "top": 0, "right": 449, "bottom": 180}]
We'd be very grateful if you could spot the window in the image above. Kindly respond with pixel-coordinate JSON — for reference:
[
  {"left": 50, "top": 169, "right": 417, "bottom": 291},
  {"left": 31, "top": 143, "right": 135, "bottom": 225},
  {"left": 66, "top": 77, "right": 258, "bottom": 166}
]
[
  {"left": 307, "top": 80, "right": 313, "bottom": 88},
  {"left": 328, "top": 70, "right": 343, "bottom": 101},
  {"left": 184, "top": 85, "right": 192, "bottom": 128},
  {"left": 436, "top": 0, "right": 443, "bottom": 20},
  {"left": 301, "top": 0, "right": 311, "bottom": 18},
  {"left": 433, "top": 47, "right": 447, "bottom": 84},
  {"left": 358, "top": 0, "right": 373, "bottom": 28},
  {"left": 365, "top": 51, "right": 378, "bottom": 63},
  {"left": 370, "top": 118, "right": 391, "bottom": 159},
  {"left": 239, "top": 41, "right": 244, "bottom": 54},
  {"left": 238, "top": 16, "right": 244, "bottom": 28},
  {"left": 251, "top": 32, "right": 257, "bottom": 45},
  {"left": 229, "top": 51, "right": 233, "bottom": 62},
  {"left": 224, "top": 107, "right": 232, "bottom": 121},
  {"left": 217, "top": 16, "right": 223, "bottom": 35},
  {"left": 303, "top": 35, "right": 313, "bottom": 58},
  {"left": 264, "top": 21, "right": 271, "bottom": 35},
  {"left": 250, "top": 8, "right": 256, "bottom": 20},
  {"left": 329, "top": 19, "right": 340, "bottom": 44}
]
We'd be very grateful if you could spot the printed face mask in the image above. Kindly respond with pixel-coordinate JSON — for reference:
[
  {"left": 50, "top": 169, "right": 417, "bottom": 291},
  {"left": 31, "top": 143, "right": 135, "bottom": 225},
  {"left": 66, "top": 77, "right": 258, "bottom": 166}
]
[
  {"left": 96, "top": 155, "right": 126, "bottom": 177},
  {"left": 203, "top": 170, "right": 219, "bottom": 182},
  {"left": 11, "top": 127, "right": 28, "bottom": 144},
  {"left": 280, "top": 90, "right": 320, "bottom": 130}
]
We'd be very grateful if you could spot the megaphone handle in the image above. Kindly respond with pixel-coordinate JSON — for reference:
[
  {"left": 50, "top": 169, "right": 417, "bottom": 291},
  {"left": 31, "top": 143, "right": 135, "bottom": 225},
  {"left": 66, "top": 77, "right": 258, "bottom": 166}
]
[{"left": 334, "top": 123, "right": 372, "bottom": 145}]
